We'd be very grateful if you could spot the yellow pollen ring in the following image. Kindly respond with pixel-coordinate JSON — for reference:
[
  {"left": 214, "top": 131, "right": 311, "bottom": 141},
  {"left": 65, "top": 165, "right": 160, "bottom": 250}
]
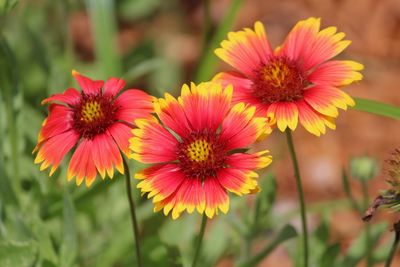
[
  {"left": 81, "top": 101, "right": 103, "bottom": 123},
  {"left": 263, "top": 63, "right": 290, "bottom": 88},
  {"left": 186, "top": 139, "right": 212, "bottom": 163}
]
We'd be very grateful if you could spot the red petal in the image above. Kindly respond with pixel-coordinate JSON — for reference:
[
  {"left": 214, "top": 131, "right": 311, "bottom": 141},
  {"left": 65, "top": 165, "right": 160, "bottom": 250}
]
[
  {"left": 103, "top": 77, "right": 126, "bottom": 97},
  {"left": 72, "top": 71, "right": 104, "bottom": 95},
  {"left": 41, "top": 88, "right": 81, "bottom": 105},
  {"left": 108, "top": 122, "right": 132, "bottom": 156},
  {"left": 68, "top": 139, "right": 98, "bottom": 186},
  {"left": 40, "top": 104, "right": 74, "bottom": 141},
  {"left": 34, "top": 130, "right": 79, "bottom": 175},
  {"left": 114, "top": 89, "right": 154, "bottom": 124},
  {"left": 203, "top": 178, "right": 229, "bottom": 218}
]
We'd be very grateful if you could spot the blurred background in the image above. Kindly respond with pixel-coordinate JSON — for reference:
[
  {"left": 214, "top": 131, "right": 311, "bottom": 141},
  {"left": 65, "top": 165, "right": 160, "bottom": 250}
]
[{"left": 1, "top": 0, "right": 400, "bottom": 266}]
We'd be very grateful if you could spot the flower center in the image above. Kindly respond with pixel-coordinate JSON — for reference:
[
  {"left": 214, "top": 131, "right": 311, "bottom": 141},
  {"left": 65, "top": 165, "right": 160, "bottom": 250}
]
[
  {"left": 252, "top": 56, "right": 309, "bottom": 104},
  {"left": 72, "top": 94, "right": 117, "bottom": 139},
  {"left": 177, "top": 131, "right": 226, "bottom": 179},
  {"left": 81, "top": 101, "right": 103, "bottom": 123},
  {"left": 186, "top": 139, "right": 212, "bottom": 163}
]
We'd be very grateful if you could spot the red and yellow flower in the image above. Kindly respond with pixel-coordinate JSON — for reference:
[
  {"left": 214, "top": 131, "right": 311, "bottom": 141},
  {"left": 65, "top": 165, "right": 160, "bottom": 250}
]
[
  {"left": 129, "top": 82, "right": 272, "bottom": 219},
  {"left": 34, "top": 70, "right": 154, "bottom": 187},
  {"left": 214, "top": 17, "right": 363, "bottom": 136}
]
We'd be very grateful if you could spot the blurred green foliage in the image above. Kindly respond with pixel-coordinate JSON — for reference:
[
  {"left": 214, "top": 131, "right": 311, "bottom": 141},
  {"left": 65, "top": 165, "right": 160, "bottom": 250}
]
[{"left": 0, "top": 0, "right": 399, "bottom": 266}]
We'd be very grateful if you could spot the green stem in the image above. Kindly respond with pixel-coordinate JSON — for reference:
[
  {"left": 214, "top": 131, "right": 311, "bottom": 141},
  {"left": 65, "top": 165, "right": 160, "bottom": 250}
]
[
  {"left": 361, "top": 181, "right": 372, "bottom": 267},
  {"left": 285, "top": 129, "right": 308, "bottom": 267},
  {"left": 385, "top": 221, "right": 400, "bottom": 267},
  {"left": 122, "top": 156, "right": 142, "bottom": 267},
  {"left": 192, "top": 214, "right": 208, "bottom": 267}
]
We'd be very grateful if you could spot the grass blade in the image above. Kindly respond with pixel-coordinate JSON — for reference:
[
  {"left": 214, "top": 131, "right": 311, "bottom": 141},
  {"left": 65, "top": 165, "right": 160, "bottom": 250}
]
[
  {"left": 195, "top": 0, "right": 243, "bottom": 82},
  {"left": 238, "top": 224, "right": 297, "bottom": 267},
  {"left": 86, "top": 0, "right": 122, "bottom": 77},
  {"left": 353, "top": 97, "right": 400, "bottom": 120}
]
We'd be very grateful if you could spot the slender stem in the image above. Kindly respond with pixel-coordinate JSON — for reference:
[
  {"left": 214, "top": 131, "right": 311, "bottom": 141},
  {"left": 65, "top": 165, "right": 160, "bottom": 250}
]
[
  {"left": 361, "top": 181, "right": 372, "bottom": 267},
  {"left": 385, "top": 221, "right": 400, "bottom": 267},
  {"left": 285, "top": 129, "right": 308, "bottom": 267},
  {"left": 192, "top": 214, "right": 208, "bottom": 267},
  {"left": 122, "top": 156, "right": 142, "bottom": 267}
]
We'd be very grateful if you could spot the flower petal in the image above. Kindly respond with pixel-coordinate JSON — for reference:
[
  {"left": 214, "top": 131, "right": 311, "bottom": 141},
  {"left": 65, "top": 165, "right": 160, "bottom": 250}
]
[
  {"left": 155, "top": 91, "right": 192, "bottom": 137},
  {"left": 303, "top": 86, "right": 339, "bottom": 117},
  {"left": 280, "top": 18, "right": 351, "bottom": 70},
  {"left": 67, "top": 139, "right": 98, "bottom": 186},
  {"left": 226, "top": 150, "right": 272, "bottom": 170},
  {"left": 219, "top": 103, "right": 267, "bottom": 150},
  {"left": 130, "top": 118, "right": 178, "bottom": 164},
  {"left": 203, "top": 178, "right": 229, "bottom": 218},
  {"left": 38, "top": 104, "right": 74, "bottom": 143},
  {"left": 296, "top": 99, "right": 328, "bottom": 136},
  {"left": 178, "top": 82, "right": 232, "bottom": 132},
  {"left": 303, "top": 26, "right": 351, "bottom": 70},
  {"left": 215, "top": 21, "right": 273, "bottom": 77},
  {"left": 91, "top": 132, "right": 124, "bottom": 180},
  {"left": 108, "top": 122, "right": 132, "bottom": 156},
  {"left": 217, "top": 168, "right": 259, "bottom": 196},
  {"left": 72, "top": 70, "right": 104, "bottom": 95},
  {"left": 170, "top": 177, "right": 206, "bottom": 219},
  {"left": 308, "top": 60, "right": 364, "bottom": 86},
  {"left": 136, "top": 164, "right": 186, "bottom": 204},
  {"left": 68, "top": 134, "right": 123, "bottom": 187},
  {"left": 103, "top": 77, "right": 126, "bottom": 97},
  {"left": 114, "top": 89, "right": 154, "bottom": 124},
  {"left": 304, "top": 85, "right": 355, "bottom": 118},
  {"left": 268, "top": 102, "right": 299, "bottom": 132},
  {"left": 279, "top": 17, "right": 321, "bottom": 64},
  {"left": 41, "top": 88, "right": 81, "bottom": 106},
  {"left": 34, "top": 130, "right": 79, "bottom": 176}
]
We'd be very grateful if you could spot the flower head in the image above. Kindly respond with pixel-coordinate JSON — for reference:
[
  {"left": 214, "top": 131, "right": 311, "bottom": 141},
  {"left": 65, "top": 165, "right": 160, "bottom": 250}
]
[
  {"left": 363, "top": 149, "right": 400, "bottom": 222},
  {"left": 34, "top": 70, "right": 154, "bottom": 187},
  {"left": 214, "top": 17, "right": 363, "bottom": 136},
  {"left": 129, "top": 82, "right": 272, "bottom": 219}
]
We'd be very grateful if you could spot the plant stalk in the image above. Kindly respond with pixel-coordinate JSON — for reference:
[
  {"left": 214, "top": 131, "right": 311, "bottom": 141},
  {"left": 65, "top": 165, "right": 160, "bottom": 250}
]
[
  {"left": 192, "top": 214, "right": 208, "bottom": 267},
  {"left": 385, "top": 221, "right": 400, "bottom": 267},
  {"left": 361, "top": 181, "right": 372, "bottom": 267},
  {"left": 122, "top": 156, "right": 142, "bottom": 267},
  {"left": 285, "top": 129, "right": 308, "bottom": 267}
]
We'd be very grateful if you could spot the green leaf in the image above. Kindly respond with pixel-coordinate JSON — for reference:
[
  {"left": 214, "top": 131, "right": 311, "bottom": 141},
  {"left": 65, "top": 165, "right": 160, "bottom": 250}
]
[
  {"left": 372, "top": 237, "right": 392, "bottom": 263},
  {"left": 340, "top": 222, "right": 387, "bottom": 267},
  {"left": 0, "top": 34, "right": 20, "bottom": 206},
  {"left": 238, "top": 224, "right": 297, "bottom": 267},
  {"left": 124, "top": 58, "right": 163, "bottom": 85},
  {"left": 252, "top": 173, "right": 276, "bottom": 233},
  {"left": 353, "top": 97, "right": 400, "bottom": 120},
  {"left": 0, "top": 0, "right": 18, "bottom": 15},
  {"left": 314, "top": 219, "right": 329, "bottom": 244},
  {"left": 117, "top": 0, "right": 161, "bottom": 21},
  {"left": 320, "top": 243, "right": 340, "bottom": 267},
  {"left": 86, "top": 0, "right": 122, "bottom": 77},
  {"left": 195, "top": 0, "right": 243, "bottom": 82},
  {"left": 0, "top": 241, "right": 38, "bottom": 267},
  {"left": 32, "top": 218, "right": 58, "bottom": 265},
  {"left": 202, "top": 219, "right": 230, "bottom": 266},
  {"left": 59, "top": 190, "right": 77, "bottom": 267}
]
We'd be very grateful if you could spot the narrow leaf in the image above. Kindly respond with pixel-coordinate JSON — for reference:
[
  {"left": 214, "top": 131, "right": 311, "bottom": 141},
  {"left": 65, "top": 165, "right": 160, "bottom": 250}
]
[
  {"left": 0, "top": 241, "right": 37, "bottom": 267},
  {"left": 86, "top": 0, "right": 122, "bottom": 77},
  {"left": 239, "top": 224, "right": 297, "bottom": 267},
  {"left": 60, "top": 190, "right": 77, "bottom": 267},
  {"left": 195, "top": 0, "right": 243, "bottom": 82},
  {"left": 353, "top": 97, "right": 400, "bottom": 120}
]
